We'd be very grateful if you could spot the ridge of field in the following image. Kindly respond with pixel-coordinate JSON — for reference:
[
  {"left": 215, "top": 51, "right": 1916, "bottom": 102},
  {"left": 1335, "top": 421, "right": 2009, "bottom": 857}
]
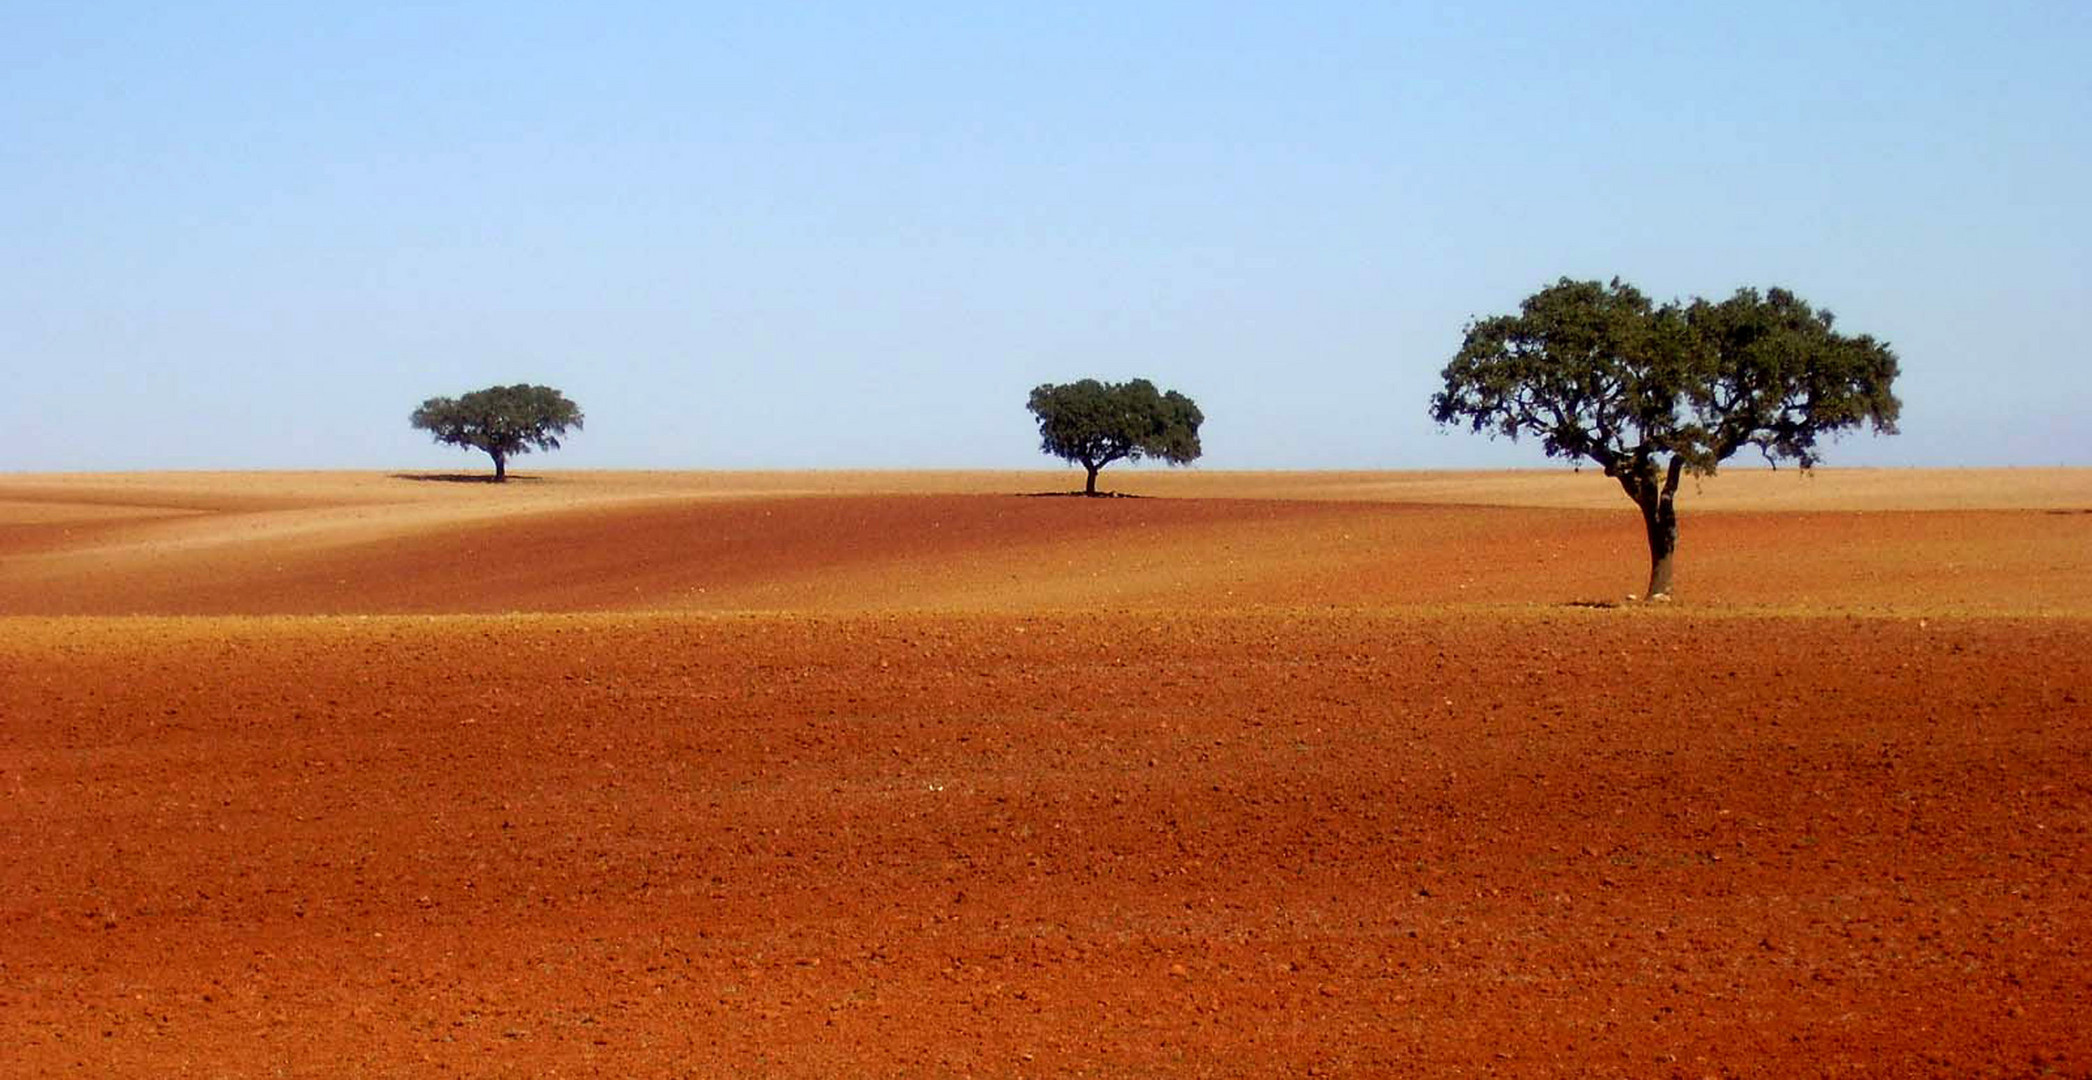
[
  {"left": 2, "top": 469, "right": 2087, "bottom": 616},
  {"left": 5, "top": 465, "right": 2089, "bottom": 512}
]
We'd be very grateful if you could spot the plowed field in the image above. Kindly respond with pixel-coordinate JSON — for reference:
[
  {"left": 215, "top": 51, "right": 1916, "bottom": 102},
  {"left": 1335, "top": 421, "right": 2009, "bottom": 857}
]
[{"left": 4, "top": 470, "right": 2089, "bottom": 1077}]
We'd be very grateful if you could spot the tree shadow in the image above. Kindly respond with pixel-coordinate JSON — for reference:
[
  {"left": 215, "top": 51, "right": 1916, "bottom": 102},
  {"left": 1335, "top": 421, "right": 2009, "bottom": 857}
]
[
  {"left": 389, "top": 473, "right": 544, "bottom": 484},
  {"left": 1019, "top": 490, "right": 1151, "bottom": 499},
  {"left": 1560, "top": 596, "right": 1678, "bottom": 609}
]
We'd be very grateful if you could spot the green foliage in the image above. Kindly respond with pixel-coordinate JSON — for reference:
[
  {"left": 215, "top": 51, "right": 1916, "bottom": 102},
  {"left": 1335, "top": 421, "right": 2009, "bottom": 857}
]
[
  {"left": 410, "top": 384, "right": 584, "bottom": 480},
  {"left": 1026, "top": 378, "right": 1204, "bottom": 492},
  {"left": 1431, "top": 277, "right": 1900, "bottom": 480}
]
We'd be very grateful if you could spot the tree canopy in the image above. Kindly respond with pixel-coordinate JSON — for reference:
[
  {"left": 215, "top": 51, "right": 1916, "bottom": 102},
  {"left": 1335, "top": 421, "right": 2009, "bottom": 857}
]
[
  {"left": 1431, "top": 278, "right": 1900, "bottom": 598},
  {"left": 1027, "top": 378, "right": 1204, "bottom": 495},
  {"left": 410, "top": 384, "right": 584, "bottom": 482}
]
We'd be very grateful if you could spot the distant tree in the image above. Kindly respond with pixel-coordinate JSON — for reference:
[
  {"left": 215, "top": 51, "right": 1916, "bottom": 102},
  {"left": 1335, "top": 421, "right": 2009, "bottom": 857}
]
[
  {"left": 1027, "top": 378, "right": 1204, "bottom": 495},
  {"left": 410, "top": 384, "right": 584, "bottom": 482},
  {"left": 1430, "top": 278, "right": 1900, "bottom": 598}
]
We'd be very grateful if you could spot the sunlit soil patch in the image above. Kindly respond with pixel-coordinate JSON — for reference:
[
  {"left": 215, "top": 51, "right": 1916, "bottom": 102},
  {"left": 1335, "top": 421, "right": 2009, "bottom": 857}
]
[{"left": 3, "top": 611, "right": 2086, "bottom": 1075}]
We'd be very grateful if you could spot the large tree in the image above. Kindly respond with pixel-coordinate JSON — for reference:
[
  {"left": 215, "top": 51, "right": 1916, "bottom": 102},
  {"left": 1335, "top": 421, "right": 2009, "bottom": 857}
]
[
  {"left": 1431, "top": 278, "right": 1900, "bottom": 598},
  {"left": 1027, "top": 378, "right": 1204, "bottom": 495},
  {"left": 410, "top": 383, "right": 584, "bottom": 481}
]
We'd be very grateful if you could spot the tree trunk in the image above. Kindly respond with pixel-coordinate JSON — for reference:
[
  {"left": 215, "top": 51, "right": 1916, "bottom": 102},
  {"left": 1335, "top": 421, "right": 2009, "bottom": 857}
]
[
  {"left": 1641, "top": 497, "right": 1677, "bottom": 598},
  {"left": 1612, "top": 454, "right": 1684, "bottom": 598},
  {"left": 1636, "top": 456, "right": 1684, "bottom": 599},
  {"left": 1084, "top": 462, "right": 1101, "bottom": 496},
  {"left": 490, "top": 449, "right": 508, "bottom": 482}
]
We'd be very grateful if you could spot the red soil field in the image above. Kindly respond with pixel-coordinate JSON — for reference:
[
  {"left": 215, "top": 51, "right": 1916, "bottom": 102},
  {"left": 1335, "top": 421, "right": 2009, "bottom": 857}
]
[{"left": 3, "top": 470, "right": 2089, "bottom": 1076}]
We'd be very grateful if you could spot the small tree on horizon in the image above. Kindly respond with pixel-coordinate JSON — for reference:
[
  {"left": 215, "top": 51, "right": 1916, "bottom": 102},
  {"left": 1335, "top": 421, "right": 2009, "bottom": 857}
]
[
  {"left": 410, "top": 384, "right": 584, "bottom": 482},
  {"left": 1431, "top": 277, "right": 1900, "bottom": 599},
  {"left": 1027, "top": 378, "right": 1204, "bottom": 495}
]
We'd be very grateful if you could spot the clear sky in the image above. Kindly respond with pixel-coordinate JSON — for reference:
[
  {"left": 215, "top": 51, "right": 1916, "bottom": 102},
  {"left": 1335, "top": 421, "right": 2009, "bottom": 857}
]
[{"left": 5, "top": 2, "right": 2087, "bottom": 472}]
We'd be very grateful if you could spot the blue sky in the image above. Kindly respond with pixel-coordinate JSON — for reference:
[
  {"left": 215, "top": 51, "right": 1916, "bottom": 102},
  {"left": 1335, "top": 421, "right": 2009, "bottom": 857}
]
[{"left": 5, "top": 1, "right": 2087, "bottom": 471}]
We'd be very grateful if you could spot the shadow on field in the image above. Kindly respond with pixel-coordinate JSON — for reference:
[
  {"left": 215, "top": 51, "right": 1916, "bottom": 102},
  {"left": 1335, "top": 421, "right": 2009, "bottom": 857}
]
[
  {"left": 1020, "top": 491, "right": 1152, "bottom": 499},
  {"left": 389, "top": 473, "right": 545, "bottom": 485}
]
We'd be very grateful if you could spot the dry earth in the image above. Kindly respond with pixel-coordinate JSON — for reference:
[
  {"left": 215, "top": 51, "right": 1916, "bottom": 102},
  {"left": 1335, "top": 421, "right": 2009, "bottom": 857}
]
[{"left": 3, "top": 469, "right": 2089, "bottom": 1077}]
